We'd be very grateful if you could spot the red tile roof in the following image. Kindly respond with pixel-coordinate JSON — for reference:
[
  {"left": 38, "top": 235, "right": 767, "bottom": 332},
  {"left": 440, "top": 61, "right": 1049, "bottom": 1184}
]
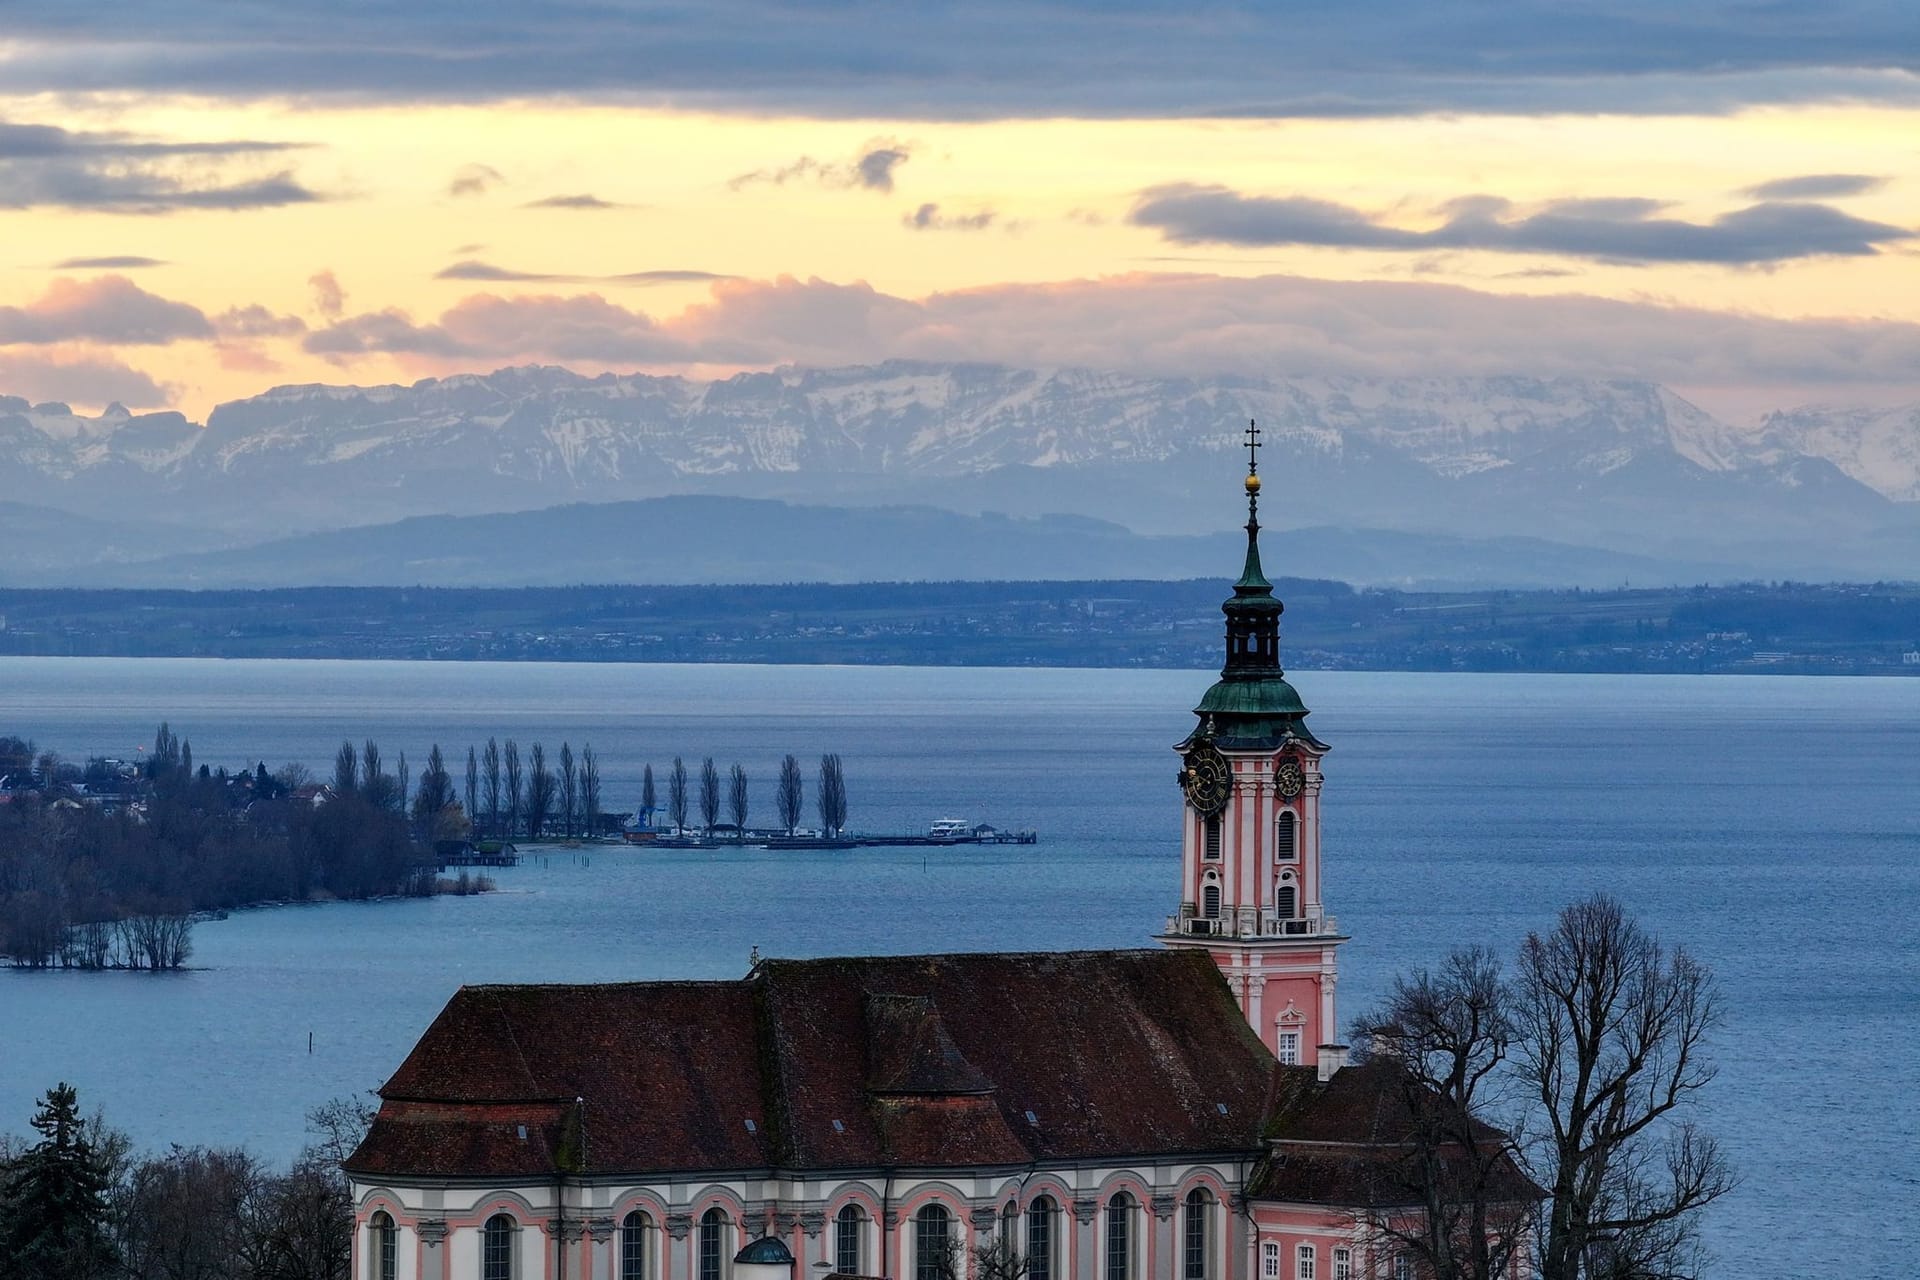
[{"left": 348, "top": 949, "right": 1277, "bottom": 1179}]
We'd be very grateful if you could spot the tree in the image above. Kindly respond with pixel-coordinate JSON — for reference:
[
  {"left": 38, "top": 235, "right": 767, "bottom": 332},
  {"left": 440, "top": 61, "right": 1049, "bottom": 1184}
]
[
  {"left": 481, "top": 738, "right": 502, "bottom": 838},
  {"left": 1518, "top": 896, "right": 1732, "bottom": 1280},
  {"left": 331, "top": 740, "right": 357, "bottom": 796},
  {"left": 464, "top": 747, "right": 479, "bottom": 834},
  {"left": 360, "top": 741, "right": 384, "bottom": 809},
  {"left": 503, "top": 740, "right": 522, "bottom": 837},
  {"left": 728, "top": 763, "right": 748, "bottom": 836},
  {"left": 641, "top": 763, "right": 656, "bottom": 826},
  {"left": 817, "top": 753, "right": 847, "bottom": 836},
  {"left": 524, "top": 744, "right": 554, "bottom": 840},
  {"left": 776, "top": 754, "right": 803, "bottom": 835},
  {"left": 668, "top": 757, "right": 689, "bottom": 834},
  {"left": 0, "top": 1083, "right": 118, "bottom": 1279},
  {"left": 559, "top": 743, "right": 577, "bottom": 838},
  {"left": 411, "top": 745, "right": 456, "bottom": 840},
  {"left": 699, "top": 757, "right": 720, "bottom": 833},
  {"left": 580, "top": 744, "right": 601, "bottom": 837},
  {"left": 1357, "top": 947, "right": 1533, "bottom": 1280},
  {"left": 1362, "top": 896, "right": 1732, "bottom": 1280},
  {"left": 394, "top": 751, "right": 409, "bottom": 817}
]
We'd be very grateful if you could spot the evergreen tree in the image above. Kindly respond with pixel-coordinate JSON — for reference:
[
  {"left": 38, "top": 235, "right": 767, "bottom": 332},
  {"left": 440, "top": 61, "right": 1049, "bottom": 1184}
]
[{"left": 0, "top": 1083, "right": 118, "bottom": 1280}]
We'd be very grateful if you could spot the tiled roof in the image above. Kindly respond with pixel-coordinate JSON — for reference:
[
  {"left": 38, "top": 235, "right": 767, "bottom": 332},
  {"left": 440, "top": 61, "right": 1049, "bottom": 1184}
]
[{"left": 347, "top": 949, "right": 1277, "bottom": 1179}]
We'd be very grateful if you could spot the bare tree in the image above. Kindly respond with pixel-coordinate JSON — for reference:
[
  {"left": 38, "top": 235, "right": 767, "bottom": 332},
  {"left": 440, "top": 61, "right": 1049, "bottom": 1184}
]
[
  {"left": 668, "top": 757, "right": 689, "bottom": 834},
  {"left": 464, "top": 747, "right": 479, "bottom": 834},
  {"left": 503, "top": 740, "right": 522, "bottom": 837},
  {"left": 525, "top": 743, "right": 555, "bottom": 839},
  {"left": 411, "top": 745, "right": 458, "bottom": 841},
  {"left": 580, "top": 744, "right": 601, "bottom": 838},
  {"left": 331, "top": 741, "right": 357, "bottom": 796},
  {"left": 360, "top": 740, "right": 387, "bottom": 810},
  {"left": 699, "top": 757, "right": 721, "bottom": 833},
  {"left": 482, "top": 738, "right": 502, "bottom": 838},
  {"left": 394, "top": 750, "right": 409, "bottom": 817},
  {"left": 641, "top": 763, "right": 657, "bottom": 827},
  {"left": 817, "top": 753, "right": 847, "bottom": 836},
  {"left": 1518, "top": 895, "right": 1732, "bottom": 1280},
  {"left": 559, "top": 742, "right": 577, "bottom": 839},
  {"left": 937, "top": 1233, "right": 1031, "bottom": 1280},
  {"left": 776, "top": 753, "right": 803, "bottom": 835},
  {"left": 1357, "top": 946, "right": 1535, "bottom": 1280},
  {"left": 728, "top": 763, "right": 748, "bottom": 836}
]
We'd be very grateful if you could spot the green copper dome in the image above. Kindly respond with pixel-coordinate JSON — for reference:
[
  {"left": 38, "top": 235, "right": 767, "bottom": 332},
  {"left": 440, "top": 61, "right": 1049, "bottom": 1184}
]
[{"left": 734, "top": 1237, "right": 795, "bottom": 1265}]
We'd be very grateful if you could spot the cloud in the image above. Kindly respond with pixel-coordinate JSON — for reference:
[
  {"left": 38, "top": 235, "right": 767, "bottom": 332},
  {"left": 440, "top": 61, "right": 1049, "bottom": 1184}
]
[
  {"left": 305, "top": 293, "right": 695, "bottom": 362},
  {"left": 213, "top": 305, "right": 307, "bottom": 339},
  {"left": 0, "top": 351, "right": 171, "bottom": 407},
  {"left": 522, "top": 193, "right": 622, "bottom": 209},
  {"left": 51, "top": 255, "right": 168, "bottom": 270},
  {"left": 308, "top": 270, "right": 345, "bottom": 319},
  {"left": 0, "top": 119, "right": 318, "bottom": 213},
  {"left": 0, "top": 276, "right": 213, "bottom": 345},
  {"left": 903, "top": 202, "right": 997, "bottom": 231},
  {"left": 3, "top": 4, "right": 1919, "bottom": 117},
  {"left": 731, "top": 140, "right": 912, "bottom": 193},
  {"left": 299, "top": 271, "right": 1920, "bottom": 394},
  {"left": 435, "top": 259, "right": 732, "bottom": 285},
  {"left": 1743, "top": 173, "right": 1888, "bottom": 199},
  {"left": 1127, "top": 183, "right": 1916, "bottom": 265},
  {"left": 448, "top": 163, "right": 504, "bottom": 198}
]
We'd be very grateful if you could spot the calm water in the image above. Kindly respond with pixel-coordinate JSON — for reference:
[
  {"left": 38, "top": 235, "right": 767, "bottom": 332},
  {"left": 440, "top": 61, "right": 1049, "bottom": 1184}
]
[{"left": 2, "top": 658, "right": 1916, "bottom": 1279}]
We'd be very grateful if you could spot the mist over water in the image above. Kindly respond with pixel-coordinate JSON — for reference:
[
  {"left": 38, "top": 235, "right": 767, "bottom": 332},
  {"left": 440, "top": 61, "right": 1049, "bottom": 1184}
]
[{"left": 2, "top": 659, "right": 1915, "bottom": 1279}]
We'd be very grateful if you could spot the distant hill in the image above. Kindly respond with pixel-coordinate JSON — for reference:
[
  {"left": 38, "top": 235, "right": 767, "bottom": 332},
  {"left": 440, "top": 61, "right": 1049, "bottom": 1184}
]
[{"left": 42, "top": 495, "right": 1751, "bottom": 590}]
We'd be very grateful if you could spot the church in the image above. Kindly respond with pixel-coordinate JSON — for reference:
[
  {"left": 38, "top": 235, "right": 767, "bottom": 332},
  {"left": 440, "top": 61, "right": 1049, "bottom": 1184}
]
[{"left": 345, "top": 429, "right": 1512, "bottom": 1280}]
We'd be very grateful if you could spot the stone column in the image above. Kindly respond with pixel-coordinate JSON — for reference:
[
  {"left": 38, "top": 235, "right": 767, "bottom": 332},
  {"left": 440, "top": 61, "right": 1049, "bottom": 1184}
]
[
  {"left": 1151, "top": 1192, "right": 1176, "bottom": 1280},
  {"left": 1072, "top": 1197, "right": 1098, "bottom": 1280},
  {"left": 417, "top": 1219, "right": 449, "bottom": 1280}
]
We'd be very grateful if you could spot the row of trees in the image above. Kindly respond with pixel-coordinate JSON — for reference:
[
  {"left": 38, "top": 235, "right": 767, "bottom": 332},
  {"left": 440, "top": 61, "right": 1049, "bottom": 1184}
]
[
  {"left": 646, "top": 752, "right": 848, "bottom": 837},
  {"left": 444, "top": 739, "right": 604, "bottom": 841},
  {"left": 0, "top": 1084, "right": 362, "bottom": 1280}
]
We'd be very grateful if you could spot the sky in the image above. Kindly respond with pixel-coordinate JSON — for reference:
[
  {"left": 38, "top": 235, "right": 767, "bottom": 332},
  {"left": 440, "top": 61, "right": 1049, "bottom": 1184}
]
[{"left": 1, "top": 1, "right": 1916, "bottom": 422}]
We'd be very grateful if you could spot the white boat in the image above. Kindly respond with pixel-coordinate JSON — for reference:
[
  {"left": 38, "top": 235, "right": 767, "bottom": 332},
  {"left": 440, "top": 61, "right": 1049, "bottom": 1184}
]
[{"left": 927, "top": 817, "right": 971, "bottom": 840}]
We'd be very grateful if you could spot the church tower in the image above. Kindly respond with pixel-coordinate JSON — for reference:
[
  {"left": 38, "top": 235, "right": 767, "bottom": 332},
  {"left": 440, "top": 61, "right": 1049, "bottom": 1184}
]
[{"left": 1160, "top": 423, "right": 1347, "bottom": 1068}]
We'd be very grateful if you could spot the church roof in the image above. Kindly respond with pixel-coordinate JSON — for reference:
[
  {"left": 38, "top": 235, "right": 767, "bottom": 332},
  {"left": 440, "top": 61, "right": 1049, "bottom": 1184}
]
[{"left": 346, "top": 948, "right": 1282, "bottom": 1180}]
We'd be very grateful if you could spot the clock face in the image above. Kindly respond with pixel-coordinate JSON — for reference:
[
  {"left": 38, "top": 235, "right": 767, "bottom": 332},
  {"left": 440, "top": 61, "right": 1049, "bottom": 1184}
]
[
  {"left": 1181, "top": 743, "right": 1232, "bottom": 815},
  {"left": 1274, "top": 757, "right": 1305, "bottom": 800}
]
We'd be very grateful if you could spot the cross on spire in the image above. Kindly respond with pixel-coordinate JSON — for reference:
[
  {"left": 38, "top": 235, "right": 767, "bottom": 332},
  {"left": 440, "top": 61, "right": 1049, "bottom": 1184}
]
[{"left": 1244, "top": 419, "right": 1261, "bottom": 476}]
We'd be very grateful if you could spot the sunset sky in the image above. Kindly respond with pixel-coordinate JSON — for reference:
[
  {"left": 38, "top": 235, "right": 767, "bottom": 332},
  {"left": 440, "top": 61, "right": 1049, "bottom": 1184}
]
[{"left": 2, "top": 1, "right": 1916, "bottom": 421}]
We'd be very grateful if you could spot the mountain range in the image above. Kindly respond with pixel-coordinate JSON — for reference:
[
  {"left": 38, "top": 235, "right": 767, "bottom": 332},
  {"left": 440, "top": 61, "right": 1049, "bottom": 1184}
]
[{"left": 2, "top": 364, "right": 1916, "bottom": 585}]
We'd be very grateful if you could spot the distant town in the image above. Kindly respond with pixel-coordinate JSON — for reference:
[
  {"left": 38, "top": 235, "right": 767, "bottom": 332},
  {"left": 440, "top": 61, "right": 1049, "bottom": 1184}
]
[{"left": 0, "top": 578, "right": 1915, "bottom": 675}]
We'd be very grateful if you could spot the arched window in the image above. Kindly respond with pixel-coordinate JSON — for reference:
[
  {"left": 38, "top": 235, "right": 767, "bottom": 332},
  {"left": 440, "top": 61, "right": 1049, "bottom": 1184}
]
[
  {"left": 369, "top": 1210, "right": 397, "bottom": 1280},
  {"left": 482, "top": 1214, "right": 515, "bottom": 1280},
  {"left": 835, "top": 1204, "right": 864, "bottom": 1277},
  {"left": 1203, "top": 883, "right": 1221, "bottom": 920},
  {"left": 698, "top": 1208, "right": 728, "bottom": 1280},
  {"left": 620, "top": 1210, "right": 651, "bottom": 1280},
  {"left": 1276, "top": 811, "right": 1296, "bottom": 861},
  {"left": 1276, "top": 880, "right": 1296, "bottom": 919},
  {"left": 914, "top": 1204, "right": 952, "bottom": 1280},
  {"left": 1297, "top": 1243, "right": 1317, "bottom": 1280},
  {"left": 1026, "top": 1195, "right": 1055, "bottom": 1280},
  {"left": 1105, "top": 1193, "right": 1133, "bottom": 1280},
  {"left": 1332, "top": 1247, "right": 1354, "bottom": 1280},
  {"left": 1262, "top": 1241, "right": 1281, "bottom": 1279},
  {"left": 1183, "top": 1188, "right": 1211, "bottom": 1279}
]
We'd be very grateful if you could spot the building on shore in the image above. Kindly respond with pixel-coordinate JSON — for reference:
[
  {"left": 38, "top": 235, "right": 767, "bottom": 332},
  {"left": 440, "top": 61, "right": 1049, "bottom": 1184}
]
[{"left": 344, "top": 430, "right": 1531, "bottom": 1280}]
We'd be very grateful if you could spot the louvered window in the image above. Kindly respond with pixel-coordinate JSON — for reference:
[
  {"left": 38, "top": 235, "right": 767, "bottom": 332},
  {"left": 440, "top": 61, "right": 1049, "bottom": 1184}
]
[
  {"left": 1204, "top": 817, "right": 1221, "bottom": 860},
  {"left": 1276, "top": 812, "right": 1296, "bottom": 861}
]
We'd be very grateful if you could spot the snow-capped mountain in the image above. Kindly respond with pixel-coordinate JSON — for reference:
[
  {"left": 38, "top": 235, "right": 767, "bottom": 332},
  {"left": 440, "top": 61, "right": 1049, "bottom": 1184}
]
[
  {"left": 1754, "top": 402, "right": 1920, "bottom": 504},
  {"left": 1, "top": 363, "right": 1915, "bottom": 580}
]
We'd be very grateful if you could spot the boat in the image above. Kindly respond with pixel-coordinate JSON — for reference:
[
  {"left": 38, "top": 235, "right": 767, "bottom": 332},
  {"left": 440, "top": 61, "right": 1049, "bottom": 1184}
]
[{"left": 927, "top": 818, "right": 971, "bottom": 840}]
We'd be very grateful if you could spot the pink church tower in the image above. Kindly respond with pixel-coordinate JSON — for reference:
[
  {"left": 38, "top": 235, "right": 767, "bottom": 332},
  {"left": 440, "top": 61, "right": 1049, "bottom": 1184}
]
[{"left": 1161, "top": 422, "right": 1348, "bottom": 1069}]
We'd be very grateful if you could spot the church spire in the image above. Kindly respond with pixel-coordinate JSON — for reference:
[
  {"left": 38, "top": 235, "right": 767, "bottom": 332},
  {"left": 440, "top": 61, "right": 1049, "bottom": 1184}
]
[{"left": 1221, "top": 420, "right": 1283, "bottom": 678}]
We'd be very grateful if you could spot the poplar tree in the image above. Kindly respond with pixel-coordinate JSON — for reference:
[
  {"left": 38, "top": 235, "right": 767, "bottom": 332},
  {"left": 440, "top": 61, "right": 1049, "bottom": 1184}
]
[
  {"left": 776, "top": 754, "right": 803, "bottom": 835},
  {"left": 699, "top": 757, "right": 720, "bottom": 833}
]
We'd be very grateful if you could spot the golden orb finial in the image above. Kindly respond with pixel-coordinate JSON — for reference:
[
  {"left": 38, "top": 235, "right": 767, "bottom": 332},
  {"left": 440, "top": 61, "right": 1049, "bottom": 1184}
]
[{"left": 1245, "top": 473, "right": 1261, "bottom": 494}]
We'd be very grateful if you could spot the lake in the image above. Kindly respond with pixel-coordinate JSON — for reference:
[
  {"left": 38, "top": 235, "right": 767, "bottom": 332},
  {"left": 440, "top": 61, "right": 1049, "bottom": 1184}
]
[{"left": 2, "top": 658, "right": 1916, "bottom": 1279}]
